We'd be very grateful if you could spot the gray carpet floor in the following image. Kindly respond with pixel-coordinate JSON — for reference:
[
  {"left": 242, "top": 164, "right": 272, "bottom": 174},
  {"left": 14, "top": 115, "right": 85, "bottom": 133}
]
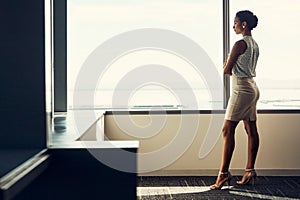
[{"left": 138, "top": 176, "right": 300, "bottom": 199}]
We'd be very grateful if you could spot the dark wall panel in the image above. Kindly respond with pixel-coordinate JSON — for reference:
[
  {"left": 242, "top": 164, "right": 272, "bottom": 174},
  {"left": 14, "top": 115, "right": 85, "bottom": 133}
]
[
  {"left": 13, "top": 148, "right": 138, "bottom": 200},
  {"left": 0, "top": 0, "right": 46, "bottom": 148}
]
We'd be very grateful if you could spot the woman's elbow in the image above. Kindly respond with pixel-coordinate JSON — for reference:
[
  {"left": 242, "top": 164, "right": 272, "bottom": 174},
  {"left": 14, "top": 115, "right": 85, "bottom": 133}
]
[{"left": 224, "top": 69, "right": 232, "bottom": 75}]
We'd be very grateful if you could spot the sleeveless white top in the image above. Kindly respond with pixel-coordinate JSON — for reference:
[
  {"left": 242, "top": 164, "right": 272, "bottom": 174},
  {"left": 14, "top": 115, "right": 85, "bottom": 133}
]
[{"left": 232, "top": 36, "right": 259, "bottom": 77}]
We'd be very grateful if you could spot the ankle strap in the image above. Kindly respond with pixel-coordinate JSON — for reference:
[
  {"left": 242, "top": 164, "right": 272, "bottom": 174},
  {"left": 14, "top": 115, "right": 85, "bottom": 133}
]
[{"left": 245, "top": 169, "right": 255, "bottom": 172}]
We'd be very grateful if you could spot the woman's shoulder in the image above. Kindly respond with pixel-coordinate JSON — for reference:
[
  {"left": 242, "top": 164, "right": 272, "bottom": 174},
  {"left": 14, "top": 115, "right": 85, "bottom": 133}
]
[
  {"left": 233, "top": 39, "right": 247, "bottom": 54},
  {"left": 235, "top": 38, "right": 247, "bottom": 46}
]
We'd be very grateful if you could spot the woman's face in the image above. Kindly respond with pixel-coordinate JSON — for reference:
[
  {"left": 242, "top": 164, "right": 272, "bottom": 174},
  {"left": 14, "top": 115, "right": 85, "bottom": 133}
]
[{"left": 233, "top": 17, "right": 243, "bottom": 34}]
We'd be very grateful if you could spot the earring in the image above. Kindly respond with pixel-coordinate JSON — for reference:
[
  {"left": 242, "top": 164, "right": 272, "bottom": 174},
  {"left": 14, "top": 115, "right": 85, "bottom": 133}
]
[{"left": 242, "top": 25, "right": 245, "bottom": 29}]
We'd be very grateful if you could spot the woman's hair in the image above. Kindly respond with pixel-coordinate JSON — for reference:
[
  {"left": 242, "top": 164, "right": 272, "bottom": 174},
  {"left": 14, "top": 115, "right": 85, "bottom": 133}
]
[{"left": 236, "top": 10, "right": 258, "bottom": 30}]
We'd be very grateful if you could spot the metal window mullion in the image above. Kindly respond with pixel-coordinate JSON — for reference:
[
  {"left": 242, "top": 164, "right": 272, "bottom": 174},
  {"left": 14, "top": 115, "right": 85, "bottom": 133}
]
[
  {"left": 53, "top": 0, "right": 67, "bottom": 112},
  {"left": 223, "top": 0, "right": 230, "bottom": 109}
]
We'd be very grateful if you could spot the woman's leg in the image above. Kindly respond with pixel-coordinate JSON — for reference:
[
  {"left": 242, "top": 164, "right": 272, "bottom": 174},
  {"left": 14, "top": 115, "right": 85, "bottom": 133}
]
[
  {"left": 210, "top": 120, "right": 239, "bottom": 189},
  {"left": 236, "top": 120, "right": 259, "bottom": 185},
  {"left": 219, "top": 120, "right": 239, "bottom": 172},
  {"left": 243, "top": 120, "right": 260, "bottom": 169}
]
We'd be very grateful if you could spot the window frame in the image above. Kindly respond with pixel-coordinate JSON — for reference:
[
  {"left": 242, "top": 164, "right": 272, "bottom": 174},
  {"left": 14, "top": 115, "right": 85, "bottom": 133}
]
[{"left": 50, "top": 0, "right": 300, "bottom": 113}]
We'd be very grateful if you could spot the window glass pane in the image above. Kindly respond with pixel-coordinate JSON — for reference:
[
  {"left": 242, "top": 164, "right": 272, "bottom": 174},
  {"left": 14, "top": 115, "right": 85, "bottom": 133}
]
[
  {"left": 68, "top": 0, "right": 223, "bottom": 110},
  {"left": 45, "top": 0, "right": 52, "bottom": 113},
  {"left": 230, "top": 0, "right": 300, "bottom": 109}
]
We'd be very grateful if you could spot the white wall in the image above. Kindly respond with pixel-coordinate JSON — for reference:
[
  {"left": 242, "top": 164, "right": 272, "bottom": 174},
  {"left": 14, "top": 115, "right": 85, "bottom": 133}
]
[{"left": 105, "top": 113, "right": 300, "bottom": 176}]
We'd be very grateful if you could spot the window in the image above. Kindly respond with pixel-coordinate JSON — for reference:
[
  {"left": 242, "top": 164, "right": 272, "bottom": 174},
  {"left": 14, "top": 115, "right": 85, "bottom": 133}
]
[
  {"left": 48, "top": 0, "right": 300, "bottom": 111},
  {"left": 231, "top": 0, "right": 300, "bottom": 109},
  {"left": 68, "top": 0, "right": 223, "bottom": 110},
  {"left": 45, "top": 0, "right": 52, "bottom": 113}
]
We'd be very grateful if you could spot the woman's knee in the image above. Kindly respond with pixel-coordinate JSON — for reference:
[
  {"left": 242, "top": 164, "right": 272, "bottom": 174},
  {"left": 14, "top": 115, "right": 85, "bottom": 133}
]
[
  {"left": 222, "top": 121, "right": 238, "bottom": 137},
  {"left": 243, "top": 120, "right": 258, "bottom": 136},
  {"left": 222, "top": 126, "right": 231, "bottom": 137}
]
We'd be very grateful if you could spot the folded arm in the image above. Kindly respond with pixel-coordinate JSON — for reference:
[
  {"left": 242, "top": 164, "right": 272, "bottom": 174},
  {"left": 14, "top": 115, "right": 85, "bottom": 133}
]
[{"left": 224, "top": 40, "right": 247, "bottom": 75}]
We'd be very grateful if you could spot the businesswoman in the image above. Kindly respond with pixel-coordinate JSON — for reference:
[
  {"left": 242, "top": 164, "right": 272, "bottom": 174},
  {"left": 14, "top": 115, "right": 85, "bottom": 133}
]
[{"left": 210, "top": 10, "right": 260, "bottom": 190}]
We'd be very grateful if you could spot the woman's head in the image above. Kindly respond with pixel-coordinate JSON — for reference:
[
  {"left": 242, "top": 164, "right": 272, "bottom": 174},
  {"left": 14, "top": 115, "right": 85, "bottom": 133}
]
[{"left": 235, "top": 10, "right": 258, "bottom": 31}]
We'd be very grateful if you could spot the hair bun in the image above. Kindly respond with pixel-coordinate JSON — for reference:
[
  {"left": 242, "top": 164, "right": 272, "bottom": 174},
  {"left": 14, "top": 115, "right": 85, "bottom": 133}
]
[
  {"left": 236, "top": 10, "right": 258, "bottom": 30},
  {"left": 251, "top": 14, "right": 258, "bottom": 29}
]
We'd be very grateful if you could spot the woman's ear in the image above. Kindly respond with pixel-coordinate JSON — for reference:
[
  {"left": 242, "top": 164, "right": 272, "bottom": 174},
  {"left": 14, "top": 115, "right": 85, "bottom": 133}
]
[{"left": 242, "top": 21, "right": 247, "bottom": 29}]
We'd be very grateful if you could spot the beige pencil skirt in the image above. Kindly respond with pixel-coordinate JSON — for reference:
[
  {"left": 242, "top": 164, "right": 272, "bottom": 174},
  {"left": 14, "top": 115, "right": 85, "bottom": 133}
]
[{"left": 225, "top": 76, "right": 260, "bottom": 121}]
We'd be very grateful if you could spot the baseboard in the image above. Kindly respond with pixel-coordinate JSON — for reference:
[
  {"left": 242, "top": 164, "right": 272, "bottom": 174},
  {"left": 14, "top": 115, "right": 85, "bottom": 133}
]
[{"left": 138, "top": 169, "right": 300, "bottom": 176}]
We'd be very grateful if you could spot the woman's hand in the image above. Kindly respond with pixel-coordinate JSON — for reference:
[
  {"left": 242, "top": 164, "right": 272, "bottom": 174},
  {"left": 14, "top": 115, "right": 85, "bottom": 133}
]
[{"left": 224, "top": 68, "right": 232, "bottom": 75}]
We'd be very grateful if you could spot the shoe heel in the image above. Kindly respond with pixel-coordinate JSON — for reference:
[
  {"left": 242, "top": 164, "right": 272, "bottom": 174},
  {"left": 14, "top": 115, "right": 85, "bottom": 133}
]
[
  {"left": 210, "top": 171, "right": 231, "bottom": 190},
  {"left": 251, "top": 176, "right": 256, "bottom": 186},
  {"left": 226, "top": 179, "right": 231, "bottom": 187}
]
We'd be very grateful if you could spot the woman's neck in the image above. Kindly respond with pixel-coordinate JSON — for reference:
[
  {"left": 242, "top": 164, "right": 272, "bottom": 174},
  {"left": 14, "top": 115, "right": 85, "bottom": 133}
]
[{"left": 242, "top": 30, "right": 252, "bottom": 37}]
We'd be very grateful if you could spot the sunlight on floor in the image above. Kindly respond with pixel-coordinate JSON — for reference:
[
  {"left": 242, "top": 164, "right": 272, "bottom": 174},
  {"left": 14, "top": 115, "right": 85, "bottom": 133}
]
[
  {"left": 137, "top": 186, "right": 232, "bottom": 197},
  {"left": 229, "top": 190, "right": 299, "bottom": 200},
  {"left": 137, "top": 186, "right": 298, "bottom": 199}
]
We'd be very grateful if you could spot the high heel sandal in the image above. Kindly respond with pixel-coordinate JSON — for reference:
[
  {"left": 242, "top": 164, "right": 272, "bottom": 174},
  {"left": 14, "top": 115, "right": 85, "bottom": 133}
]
[
  {"left": 210, "top": 171, "right": 232, "bottom": 190},
  {"left": 236, "top": 169, "right": 257, "bottom": 185}
]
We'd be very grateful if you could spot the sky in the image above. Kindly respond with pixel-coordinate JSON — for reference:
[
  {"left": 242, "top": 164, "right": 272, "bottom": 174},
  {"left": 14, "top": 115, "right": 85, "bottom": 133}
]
[
  {"left": 67, "top": 0, "right": 223, "bottom": 91},
  {"left": 45, "top": 0, "right": 300, "bottom": 108},
  {"left": 66, "top": 0, "right": 300, "bottom": 89}
]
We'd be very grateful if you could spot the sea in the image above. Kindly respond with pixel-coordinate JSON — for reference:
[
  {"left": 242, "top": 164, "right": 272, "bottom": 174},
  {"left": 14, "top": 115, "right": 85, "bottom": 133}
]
[{"left": 57, "top": 88, "right": 300, "bottom": 111}]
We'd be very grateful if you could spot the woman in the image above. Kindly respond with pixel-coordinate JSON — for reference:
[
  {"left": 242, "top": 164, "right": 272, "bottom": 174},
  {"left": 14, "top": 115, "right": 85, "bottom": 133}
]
[{"left": 210, "top": 10, "right": 260, "bottom": 190}]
